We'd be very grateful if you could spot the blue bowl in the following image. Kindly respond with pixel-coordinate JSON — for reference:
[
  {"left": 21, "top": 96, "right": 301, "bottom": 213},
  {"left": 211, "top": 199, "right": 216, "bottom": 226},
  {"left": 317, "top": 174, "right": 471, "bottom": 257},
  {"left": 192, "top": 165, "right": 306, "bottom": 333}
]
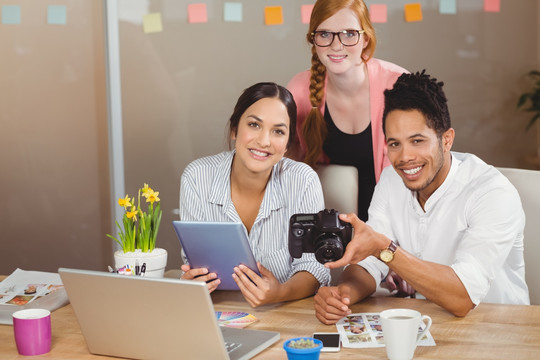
[{"left": 283, "top": 337, "right": 323, "bottom": 360}]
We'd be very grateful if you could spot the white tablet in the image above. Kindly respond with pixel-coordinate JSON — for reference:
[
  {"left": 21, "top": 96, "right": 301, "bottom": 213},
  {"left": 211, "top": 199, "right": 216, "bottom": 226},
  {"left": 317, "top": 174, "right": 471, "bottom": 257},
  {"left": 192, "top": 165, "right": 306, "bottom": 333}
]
[{"left": 172, "top": 221, "right": 260, "bottom": 290}]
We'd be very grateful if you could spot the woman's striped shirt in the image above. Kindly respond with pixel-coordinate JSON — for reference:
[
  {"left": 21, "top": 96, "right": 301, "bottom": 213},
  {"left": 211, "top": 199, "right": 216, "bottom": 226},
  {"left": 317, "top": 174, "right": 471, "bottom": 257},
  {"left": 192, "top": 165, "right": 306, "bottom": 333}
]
[{"left": 179, "top": 151, "right": 330, "bottom": 286}]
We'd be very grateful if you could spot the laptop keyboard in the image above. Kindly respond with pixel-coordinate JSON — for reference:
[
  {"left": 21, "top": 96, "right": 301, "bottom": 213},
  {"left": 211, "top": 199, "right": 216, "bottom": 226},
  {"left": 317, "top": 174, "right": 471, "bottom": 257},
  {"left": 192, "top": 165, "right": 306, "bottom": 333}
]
[{"left": 225, "top": 342, "right": 242, "bottom": 353}]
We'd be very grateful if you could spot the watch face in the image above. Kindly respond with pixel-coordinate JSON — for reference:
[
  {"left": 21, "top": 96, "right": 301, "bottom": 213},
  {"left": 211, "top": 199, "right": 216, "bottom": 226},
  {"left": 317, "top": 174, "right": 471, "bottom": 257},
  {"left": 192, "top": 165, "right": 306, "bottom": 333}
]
[{"left": 380, "top": 249, "right": 394, "bottom": 263}]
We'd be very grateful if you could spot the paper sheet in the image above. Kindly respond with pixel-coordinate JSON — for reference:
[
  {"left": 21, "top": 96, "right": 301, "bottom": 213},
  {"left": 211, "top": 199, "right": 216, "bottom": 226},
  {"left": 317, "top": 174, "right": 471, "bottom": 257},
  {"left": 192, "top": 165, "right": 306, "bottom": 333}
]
[{"left": 336, "top": 312, "right": 436, "bottom": 348}]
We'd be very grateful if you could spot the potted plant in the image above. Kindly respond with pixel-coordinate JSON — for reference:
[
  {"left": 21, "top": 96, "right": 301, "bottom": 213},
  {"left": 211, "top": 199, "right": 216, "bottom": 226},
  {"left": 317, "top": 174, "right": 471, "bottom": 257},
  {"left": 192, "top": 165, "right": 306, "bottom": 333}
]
[
  {"left": 283, "top": 337, "right": 322, "bottom": 360},
  {"left": 107, "top": 183, "right": 167, "bottom": 277},
  {"left": 517, "top": 70, "right": 540, "bottom": 157}
]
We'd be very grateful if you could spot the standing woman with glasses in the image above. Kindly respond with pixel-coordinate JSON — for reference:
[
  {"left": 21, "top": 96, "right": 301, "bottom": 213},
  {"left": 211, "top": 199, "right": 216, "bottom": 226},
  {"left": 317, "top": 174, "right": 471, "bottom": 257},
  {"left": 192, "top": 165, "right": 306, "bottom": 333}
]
[{"left": 288, "top": 0, "right": 407, "bottom": 222}]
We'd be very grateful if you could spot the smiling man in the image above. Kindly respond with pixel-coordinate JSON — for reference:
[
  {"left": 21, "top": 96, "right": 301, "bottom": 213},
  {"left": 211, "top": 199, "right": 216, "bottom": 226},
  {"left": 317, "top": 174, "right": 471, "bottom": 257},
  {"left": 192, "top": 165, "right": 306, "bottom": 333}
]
[{"left": 313, "top": 71, "right": 530, "bottom": 322}]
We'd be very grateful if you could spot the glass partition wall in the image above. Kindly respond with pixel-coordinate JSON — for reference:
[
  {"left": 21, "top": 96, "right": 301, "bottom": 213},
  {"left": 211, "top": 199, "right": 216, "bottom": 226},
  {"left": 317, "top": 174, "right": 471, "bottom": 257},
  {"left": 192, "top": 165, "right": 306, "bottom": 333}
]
[
  {"left": 116, "top": 0, "right": 311, "bottom": 270},
  {"left": 117, "top": 1, "right": 539, "bottom": 272},
  {"left": 1, "top": 1, "right": 537, "bottom": 275},
  {"left": 0, "top": 1, "right": 111, "bottom": 273}
]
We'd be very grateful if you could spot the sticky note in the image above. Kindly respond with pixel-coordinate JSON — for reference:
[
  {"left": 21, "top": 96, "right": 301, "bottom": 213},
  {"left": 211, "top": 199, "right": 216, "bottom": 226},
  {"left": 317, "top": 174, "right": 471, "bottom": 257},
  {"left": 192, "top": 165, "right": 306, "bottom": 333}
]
[
  {"left": 2, "top": 5, "right": 21, "bottom": 24},
  {"left": 370, "top": 4, "right": 387, "bottom": 23},
  {"left": 404, "top": 3, "right": 423, "bottom": 22},
  {"left": 439, "top": 0, "right": 456, "bottom": 14},
  {"left": 224, "top": 2, "right": 242, "bottom": 22},
  {"left": 484, "top": 0, "right": 500, "bottom": 13},
  {"left": 48, "top": 5, "right": 67, "bottom": 25},
  {"left": 264, "top": 6, "right": 283, "bottom": 26},
  {"left": 188, "top": 3, "right": 208, "bottom": 23},
  {"left": 301, "top": 4, "right": 314, "bottom": 24},
  {"left": 143, "top": 13, "right": 163, "bottom": 34}
]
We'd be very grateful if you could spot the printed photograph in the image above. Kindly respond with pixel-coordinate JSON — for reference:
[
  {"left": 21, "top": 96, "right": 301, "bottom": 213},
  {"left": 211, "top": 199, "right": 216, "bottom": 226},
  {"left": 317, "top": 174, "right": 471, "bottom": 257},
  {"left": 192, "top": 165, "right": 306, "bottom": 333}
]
[
  {"left": 7, "top": 295, "right": 34, "bottom": 306},
  {"left": 366, "top": 314, "right": 380, "bottom": 322},
  {"left": 47, "top": 284, "right": 64, "bottom": 293},
  {"left": 24, "top": 283, "right": 47, "bottom": 295},
  {"left": 343, "top": 324, "right": 367, "bottom": 334},
  {"left": 347, "top": 333, "right": 372, "bottom": 343}
]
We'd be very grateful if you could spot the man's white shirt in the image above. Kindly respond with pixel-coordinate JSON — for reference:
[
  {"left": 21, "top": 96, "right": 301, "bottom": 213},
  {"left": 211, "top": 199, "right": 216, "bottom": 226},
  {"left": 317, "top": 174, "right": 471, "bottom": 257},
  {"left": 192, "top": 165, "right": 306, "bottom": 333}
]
[{"left": 360, "top": 152, "right": 530, "bottom": 305}]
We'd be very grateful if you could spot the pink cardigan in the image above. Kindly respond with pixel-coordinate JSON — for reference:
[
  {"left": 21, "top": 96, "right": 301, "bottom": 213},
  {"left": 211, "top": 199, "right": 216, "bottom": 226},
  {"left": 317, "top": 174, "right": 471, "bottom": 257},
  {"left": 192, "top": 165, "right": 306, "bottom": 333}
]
[{"left": 287, "top": 58, "right": 407, "bottom": 182}]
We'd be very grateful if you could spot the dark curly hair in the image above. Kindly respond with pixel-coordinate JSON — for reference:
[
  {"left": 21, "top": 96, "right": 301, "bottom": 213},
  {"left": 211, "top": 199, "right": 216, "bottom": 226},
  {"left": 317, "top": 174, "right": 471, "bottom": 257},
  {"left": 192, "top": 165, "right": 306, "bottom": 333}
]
[{"left": 383, "top": 70, "right": 451, "bottom": 138}]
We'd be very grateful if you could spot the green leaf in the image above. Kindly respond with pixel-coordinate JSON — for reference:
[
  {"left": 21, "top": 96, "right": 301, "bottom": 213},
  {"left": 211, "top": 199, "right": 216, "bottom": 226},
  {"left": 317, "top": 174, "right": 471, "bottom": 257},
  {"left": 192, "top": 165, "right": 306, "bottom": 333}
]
[
  {"left": 106, "top": 233, "right": 123, "bottom": 247},
  {"left": 517, "top": 93, "right": 530, "bottom": 108},
  {"left": 518, "top": 70, "right": 540, "bottom": 131},
  {"left": 526, "top": 113, "right": 540, "bottom": 131}
]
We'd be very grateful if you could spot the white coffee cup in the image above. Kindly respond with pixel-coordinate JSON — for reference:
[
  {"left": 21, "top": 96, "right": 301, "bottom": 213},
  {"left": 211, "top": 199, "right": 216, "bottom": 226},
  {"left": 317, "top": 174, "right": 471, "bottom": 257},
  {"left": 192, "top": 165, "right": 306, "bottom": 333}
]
[{"left": 380, "top": 308, "right": 432, "bottom": 360}]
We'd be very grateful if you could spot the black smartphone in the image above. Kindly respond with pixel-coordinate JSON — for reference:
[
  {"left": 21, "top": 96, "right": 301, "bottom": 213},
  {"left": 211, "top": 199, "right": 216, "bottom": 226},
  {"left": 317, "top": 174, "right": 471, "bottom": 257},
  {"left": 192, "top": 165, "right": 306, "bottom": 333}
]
[{"left": 313, "top": 332, "right": 341, "bottom": 352}]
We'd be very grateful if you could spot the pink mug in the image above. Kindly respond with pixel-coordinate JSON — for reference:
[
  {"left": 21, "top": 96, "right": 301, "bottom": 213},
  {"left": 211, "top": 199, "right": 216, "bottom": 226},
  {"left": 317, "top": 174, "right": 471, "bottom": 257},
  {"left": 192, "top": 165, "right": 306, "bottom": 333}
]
[{"left": 12, "top": 308, "right": 52, "bottom": 356}]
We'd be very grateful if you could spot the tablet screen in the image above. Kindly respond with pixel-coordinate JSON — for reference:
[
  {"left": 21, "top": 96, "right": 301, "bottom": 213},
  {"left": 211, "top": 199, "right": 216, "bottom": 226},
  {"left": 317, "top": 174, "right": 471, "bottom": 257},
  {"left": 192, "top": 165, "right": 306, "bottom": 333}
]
[{"left": 172, "top": 221, "right": 260, "bottom": 290}]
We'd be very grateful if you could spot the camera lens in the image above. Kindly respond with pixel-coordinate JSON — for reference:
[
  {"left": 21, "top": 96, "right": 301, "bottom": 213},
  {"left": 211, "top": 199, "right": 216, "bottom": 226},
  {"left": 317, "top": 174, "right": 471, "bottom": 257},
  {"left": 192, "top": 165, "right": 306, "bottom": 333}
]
[
  {"left": 320, "top": 248, "right": 337, "bottom": 260},
  {"left": 314, "top": 235, "right": 344, "bottom": 264}
]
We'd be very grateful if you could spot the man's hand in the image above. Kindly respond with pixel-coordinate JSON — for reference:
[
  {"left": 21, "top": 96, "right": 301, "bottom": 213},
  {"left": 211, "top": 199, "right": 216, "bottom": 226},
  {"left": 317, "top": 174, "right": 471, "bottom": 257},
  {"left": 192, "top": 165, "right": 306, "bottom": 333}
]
[
  {"left": 324, "top": 213, "right": 389, "bottom": 269},
  {"left": 384, "top": 271, "right": 416, "bottom": 297},
  {"left": 314, "top": 285, "right": 353, "bottom": 325}
]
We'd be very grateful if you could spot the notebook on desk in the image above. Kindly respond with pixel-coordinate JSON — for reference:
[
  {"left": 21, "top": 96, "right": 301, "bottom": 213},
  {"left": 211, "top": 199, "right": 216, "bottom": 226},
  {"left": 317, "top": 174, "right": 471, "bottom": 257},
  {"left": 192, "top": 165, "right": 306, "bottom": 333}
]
[{"left": 58, "top": 268, "right": 279, "bottom": 360}]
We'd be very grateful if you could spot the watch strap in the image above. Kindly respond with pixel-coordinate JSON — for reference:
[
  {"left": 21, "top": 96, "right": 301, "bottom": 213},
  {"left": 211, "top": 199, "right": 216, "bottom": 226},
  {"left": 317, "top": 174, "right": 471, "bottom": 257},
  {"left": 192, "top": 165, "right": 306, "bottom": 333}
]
[{"left": 387, "top": 240, "right": 398, "bottom": 253}]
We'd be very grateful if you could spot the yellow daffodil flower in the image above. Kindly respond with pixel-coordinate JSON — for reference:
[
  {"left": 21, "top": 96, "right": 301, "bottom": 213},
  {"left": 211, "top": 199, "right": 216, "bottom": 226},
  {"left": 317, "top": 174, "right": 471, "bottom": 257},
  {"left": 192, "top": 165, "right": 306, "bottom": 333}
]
[
  {"left": 141, "top": 183, "right": 153, "bottom": 197},
  {"left": 146, "top": 191, "right": 160, "bottom": 204},
  {"left": 126, "top": 206, "right": 138, "bottom": 221},
  {"left": 118, "top": 195, "right": 132, "bottom": 209},
  {"left": 108, "top": 183, "right": 161, "bottom": 253}
]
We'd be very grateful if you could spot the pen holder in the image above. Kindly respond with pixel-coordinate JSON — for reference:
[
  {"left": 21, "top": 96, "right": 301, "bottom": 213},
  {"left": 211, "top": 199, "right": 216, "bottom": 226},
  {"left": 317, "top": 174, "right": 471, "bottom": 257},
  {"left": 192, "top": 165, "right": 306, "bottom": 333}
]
[
  {"left": 113, "top": 248, "right": 167, "bottom": 278},
  {"left": 283, "top": 337, "right": 322, "bottom": 360}
]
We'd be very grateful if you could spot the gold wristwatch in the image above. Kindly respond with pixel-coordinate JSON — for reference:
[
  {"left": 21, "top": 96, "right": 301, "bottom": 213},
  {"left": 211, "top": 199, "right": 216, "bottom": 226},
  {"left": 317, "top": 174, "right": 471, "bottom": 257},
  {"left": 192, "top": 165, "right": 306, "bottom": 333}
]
[{"left": 379, "top": 240, "right": 398, "bottom": 263}]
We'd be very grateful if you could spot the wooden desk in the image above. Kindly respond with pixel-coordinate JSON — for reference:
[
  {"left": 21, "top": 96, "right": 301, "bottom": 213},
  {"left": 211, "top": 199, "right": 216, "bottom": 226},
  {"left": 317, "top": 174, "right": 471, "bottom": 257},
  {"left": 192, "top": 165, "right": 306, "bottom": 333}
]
[{"left": 1, "top": 289, "right": 539, "bottom": 359}]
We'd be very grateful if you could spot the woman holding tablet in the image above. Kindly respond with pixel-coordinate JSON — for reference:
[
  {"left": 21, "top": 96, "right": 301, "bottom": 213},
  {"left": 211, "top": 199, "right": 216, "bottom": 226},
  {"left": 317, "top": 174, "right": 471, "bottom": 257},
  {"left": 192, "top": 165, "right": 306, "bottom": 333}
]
[{"left": 179, "top": 82, "right": 329, "bottom": 307}]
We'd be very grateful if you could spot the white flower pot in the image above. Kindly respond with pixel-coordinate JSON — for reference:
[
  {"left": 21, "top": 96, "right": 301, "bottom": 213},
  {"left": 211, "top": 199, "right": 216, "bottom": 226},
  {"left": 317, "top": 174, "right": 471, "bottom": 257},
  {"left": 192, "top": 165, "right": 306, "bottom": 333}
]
[{"left": 113, "top": 248, "right": 168, "bottom": 278}]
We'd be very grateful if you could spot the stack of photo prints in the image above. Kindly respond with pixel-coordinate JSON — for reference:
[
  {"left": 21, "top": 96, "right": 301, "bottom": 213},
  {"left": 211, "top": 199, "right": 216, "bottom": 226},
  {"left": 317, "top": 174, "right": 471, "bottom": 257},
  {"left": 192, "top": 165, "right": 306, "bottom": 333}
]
[
  {"left": 0, "top": 269, "right": 64, "bottom": 307},
  {"left": 0, "top": 268, "right": 68, "bottom": 324},
  {"left": 336, "top": 313, "right": 436, "bottom": 348}
]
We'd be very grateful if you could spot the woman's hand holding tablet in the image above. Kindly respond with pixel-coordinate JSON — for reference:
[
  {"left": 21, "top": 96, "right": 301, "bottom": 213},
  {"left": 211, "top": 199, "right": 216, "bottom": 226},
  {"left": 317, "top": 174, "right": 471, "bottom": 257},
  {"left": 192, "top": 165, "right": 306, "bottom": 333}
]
[{"left": 172, "top": 221, "right": 261, "bottom": 291}]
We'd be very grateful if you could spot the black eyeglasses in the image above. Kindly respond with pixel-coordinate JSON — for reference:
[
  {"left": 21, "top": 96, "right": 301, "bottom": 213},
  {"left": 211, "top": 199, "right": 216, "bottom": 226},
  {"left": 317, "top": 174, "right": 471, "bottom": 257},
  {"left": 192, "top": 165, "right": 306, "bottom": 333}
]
[{"left": 311, "top": 30, "right": 365, "bottom": 47}]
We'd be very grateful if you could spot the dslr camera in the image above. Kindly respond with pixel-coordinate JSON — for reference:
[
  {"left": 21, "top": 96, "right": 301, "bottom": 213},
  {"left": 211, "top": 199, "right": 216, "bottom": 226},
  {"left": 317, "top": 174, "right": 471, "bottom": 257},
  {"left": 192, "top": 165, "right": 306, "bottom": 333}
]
[{"left": 288, "top": 209, "right": 353, "bottom": 264}]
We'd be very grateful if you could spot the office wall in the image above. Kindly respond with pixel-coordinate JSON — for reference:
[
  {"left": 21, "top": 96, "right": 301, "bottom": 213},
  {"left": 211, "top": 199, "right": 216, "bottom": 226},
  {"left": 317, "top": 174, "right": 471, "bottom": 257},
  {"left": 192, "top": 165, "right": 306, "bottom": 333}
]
[
  {"left": 0, "top": 1, "right": 538, "bottom": 274},
  {"left": 118, "top": 0, "right": 539, "bottom": 271},
  {"left": 0, "top": 1, "right": 111, "bottom": 274}
]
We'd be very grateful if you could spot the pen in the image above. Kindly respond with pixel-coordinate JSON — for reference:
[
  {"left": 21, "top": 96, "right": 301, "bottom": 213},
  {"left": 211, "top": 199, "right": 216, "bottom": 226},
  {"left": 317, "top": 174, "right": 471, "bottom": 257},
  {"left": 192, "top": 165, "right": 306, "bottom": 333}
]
[
  {"left": 135, "top": 260, "right": 140, "bottom": 276},
  {"left": 140, "top": 263, "right": 146, "bottom": 277}
]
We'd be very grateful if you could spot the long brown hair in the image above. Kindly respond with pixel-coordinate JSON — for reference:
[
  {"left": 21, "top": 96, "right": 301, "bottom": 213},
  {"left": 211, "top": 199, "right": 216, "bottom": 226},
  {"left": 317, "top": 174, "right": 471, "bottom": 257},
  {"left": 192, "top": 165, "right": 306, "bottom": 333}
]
[{"left": 302, "top": 0, "right": 377, "bottom": 167}]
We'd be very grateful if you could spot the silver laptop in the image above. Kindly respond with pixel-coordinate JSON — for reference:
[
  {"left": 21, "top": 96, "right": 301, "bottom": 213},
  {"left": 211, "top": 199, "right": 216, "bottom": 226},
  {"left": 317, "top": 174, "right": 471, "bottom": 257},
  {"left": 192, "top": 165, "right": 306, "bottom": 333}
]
[{"left": 59, "top": 268, "right": 279, "bottom": 360}]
